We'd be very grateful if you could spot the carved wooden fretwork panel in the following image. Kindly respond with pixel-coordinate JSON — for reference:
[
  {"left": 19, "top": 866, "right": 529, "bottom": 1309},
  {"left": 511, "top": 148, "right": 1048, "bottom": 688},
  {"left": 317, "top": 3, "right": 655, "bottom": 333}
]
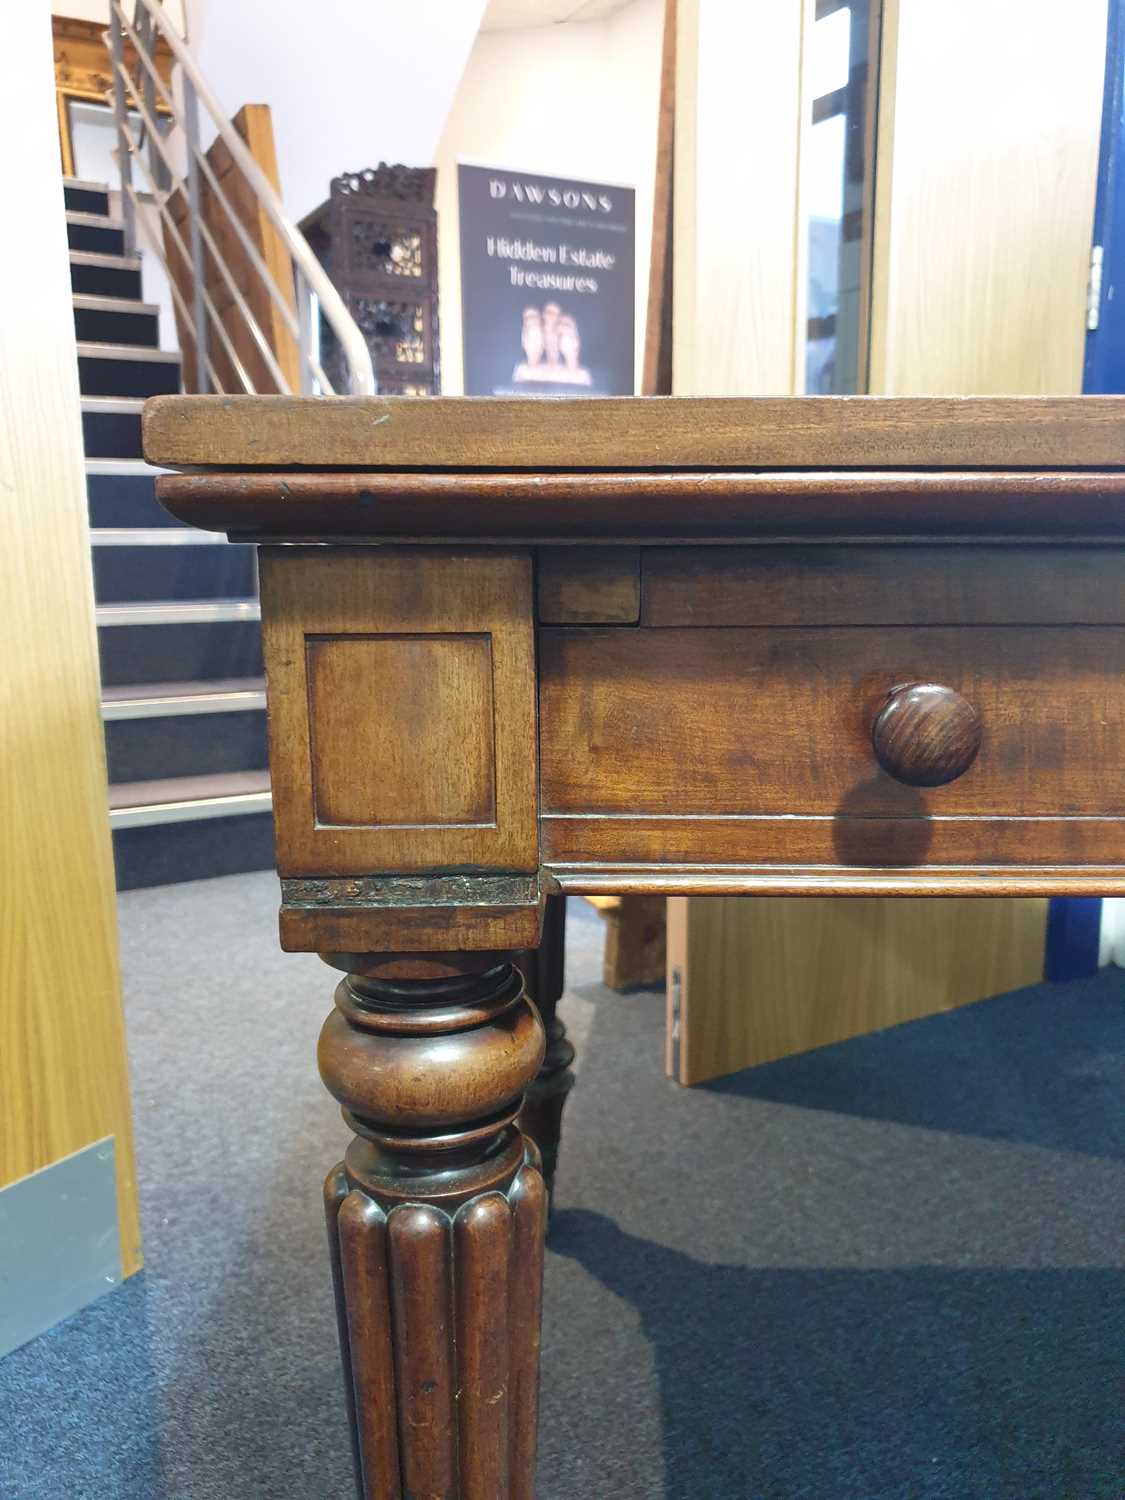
[
  {"left": 349, "top": 221, "right": 424, "bottom": 279},
  {"left": 300, "top": 163, "right": 440, "bottom": 395}
]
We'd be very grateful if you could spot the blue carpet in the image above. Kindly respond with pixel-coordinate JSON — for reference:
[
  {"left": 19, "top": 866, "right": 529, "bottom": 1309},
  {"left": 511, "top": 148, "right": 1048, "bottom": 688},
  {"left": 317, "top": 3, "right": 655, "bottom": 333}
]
[{"left": 0, "top": 876, "right": 1121, "bottom": 1498}]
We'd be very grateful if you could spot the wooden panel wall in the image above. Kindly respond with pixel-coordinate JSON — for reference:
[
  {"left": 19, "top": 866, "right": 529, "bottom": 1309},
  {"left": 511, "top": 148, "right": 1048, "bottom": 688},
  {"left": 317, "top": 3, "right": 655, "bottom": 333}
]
[
  {"left": 2, "top": 7, "right": 140, "bottom": 1274},
  {"left": 870, "top": 0, "right": 1108, "bottom": 395}
]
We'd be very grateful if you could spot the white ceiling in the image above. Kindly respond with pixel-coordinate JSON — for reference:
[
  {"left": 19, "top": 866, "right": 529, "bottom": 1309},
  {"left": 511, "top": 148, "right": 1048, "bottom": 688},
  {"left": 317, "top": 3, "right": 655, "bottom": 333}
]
[{"left": 481, "top": 0, "right": 634, "bottom": 31}]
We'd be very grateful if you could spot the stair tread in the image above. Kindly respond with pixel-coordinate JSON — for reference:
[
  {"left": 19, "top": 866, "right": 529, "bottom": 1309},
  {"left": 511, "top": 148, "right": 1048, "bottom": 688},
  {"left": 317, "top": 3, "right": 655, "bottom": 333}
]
[
  {"left": 77, "top": 341, "right": 179, "bottom": 363},
  {"left": 66, "top": 210, "right": 124, "bottom": 228},
  {"left": 97, "top": 598, "right": 260, "bottom": 624},
  {"left": 90, "top": 527, "right": 228, "bottom": 544},
  {"left": 109, "top": 769, "right": 271, "bottom": 810},
  {"left": 81, "top": 396, "right": 144, "bottom": 412},
  {"left": 73, "top": 294, "right": 160, "bottom": 315},
  {"left": 86, "top": 457, "right": 168, "bottom": 475},
  {"left": 70, "top": 250, "right": 141, "bottom": 269},
  {"left": 103, "top": 676, "right": 266, "bottom": 703}
]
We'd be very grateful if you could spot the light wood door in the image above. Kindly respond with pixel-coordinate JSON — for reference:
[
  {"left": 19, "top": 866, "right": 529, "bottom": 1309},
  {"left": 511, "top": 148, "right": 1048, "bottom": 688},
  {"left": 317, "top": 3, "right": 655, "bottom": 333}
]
[
  {"left": 667, "top": 0, "right": 1106, "bottom": 1082},
  {"left": 2, "top": 5, "right": 140, "bottom": 1272},
  {"left": 870, "top": 0, "right": 1107, "bottom": 396}
]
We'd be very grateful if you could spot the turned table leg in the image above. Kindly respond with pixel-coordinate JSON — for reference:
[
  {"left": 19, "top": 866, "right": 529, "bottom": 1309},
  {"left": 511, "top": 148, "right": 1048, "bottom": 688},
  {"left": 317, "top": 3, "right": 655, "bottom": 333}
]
[
  {"left": 319, "top": 952, "right": 548, "bottom": 1500},
  {"left": 517, "top": 893, "right": 575, "bottom": 1204}
]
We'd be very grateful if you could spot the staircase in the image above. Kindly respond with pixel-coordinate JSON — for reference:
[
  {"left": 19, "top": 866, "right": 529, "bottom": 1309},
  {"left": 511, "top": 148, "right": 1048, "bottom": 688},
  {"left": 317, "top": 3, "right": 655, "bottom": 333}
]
[{"left": 66, "top": 176, "right": 274, "bottom": 890}]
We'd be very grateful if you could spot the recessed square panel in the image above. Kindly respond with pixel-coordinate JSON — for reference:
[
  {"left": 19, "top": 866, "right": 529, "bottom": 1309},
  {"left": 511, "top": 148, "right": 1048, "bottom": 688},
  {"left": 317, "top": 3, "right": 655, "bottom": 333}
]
[
  {"left": 258, "top": 548, "right": 536, "bottom": 876},
  {"left": 306, "top": 633, "right": 496, "bottom": 828}
]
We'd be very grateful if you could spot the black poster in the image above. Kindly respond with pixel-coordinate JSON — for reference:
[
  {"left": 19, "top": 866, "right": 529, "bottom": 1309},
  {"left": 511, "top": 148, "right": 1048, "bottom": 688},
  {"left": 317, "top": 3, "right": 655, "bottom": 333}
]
[{"left": 458, "top": 163, "right": 635, "bottom": 397}]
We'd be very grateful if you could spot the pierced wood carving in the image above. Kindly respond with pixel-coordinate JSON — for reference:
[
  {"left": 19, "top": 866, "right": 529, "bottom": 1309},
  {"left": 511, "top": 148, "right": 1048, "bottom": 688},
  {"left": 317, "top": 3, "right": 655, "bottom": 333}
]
[{"left": 301, "top": 163, "right": 440, "bottom": 395}]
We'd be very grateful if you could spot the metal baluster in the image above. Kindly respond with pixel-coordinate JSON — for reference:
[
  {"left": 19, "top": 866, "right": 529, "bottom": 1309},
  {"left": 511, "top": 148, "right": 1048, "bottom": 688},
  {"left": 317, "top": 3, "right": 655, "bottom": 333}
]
[
  {"left": 138, "top": 5, "right": 164, "bottom": 192},
  {"left": 109, "top": 8, "right": 135, "bottom": 254},
  {"left": 182, "top": 75, "right": 209, "bottom": 393},
  {"left": 296, "top": 267, "right": 314, "bottom": 394}
]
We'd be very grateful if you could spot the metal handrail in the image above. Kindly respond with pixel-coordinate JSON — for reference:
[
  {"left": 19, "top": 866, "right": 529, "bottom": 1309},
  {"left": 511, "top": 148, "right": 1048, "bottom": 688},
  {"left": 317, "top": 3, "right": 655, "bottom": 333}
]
[{"left": 106, "top": 0, "right": 375, "bottom": 396}]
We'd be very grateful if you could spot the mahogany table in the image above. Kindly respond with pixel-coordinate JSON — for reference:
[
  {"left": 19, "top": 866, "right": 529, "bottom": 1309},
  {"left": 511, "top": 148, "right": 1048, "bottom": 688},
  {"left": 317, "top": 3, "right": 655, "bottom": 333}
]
[{"left": 147, "top": 394, "right": 1125, "bottom": 1499}]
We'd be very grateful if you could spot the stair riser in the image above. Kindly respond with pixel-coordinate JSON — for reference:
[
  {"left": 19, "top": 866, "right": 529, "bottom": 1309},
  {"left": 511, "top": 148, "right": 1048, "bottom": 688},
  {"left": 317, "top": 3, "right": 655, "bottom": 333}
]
[
  {"left": 112, "top": 812, "right": 275, "bottom": 890},
  {"left": 98, "top": 620, "right": 264, "bottom": 688},
  {"left": 79, "top": 354, "right": 179, "bottom": 399},
  {"left": 64, "top": 185, "right": 110, "bottom": 215},
  {"left": 82, "top": 409, "right": 141, "bottom": 459},
  {"left": 105, "top": 710, "right": 269, "bottom": 783},
  {"left": 74, "top": 306, "right": 159, "bottom": 348},
  {"left": 93, "top": 544, "right": 257, "bottom": 604},
  {"left": 87, "top": 473, "right": 184, "bottom": 529},
  {"left": 71, "top": 260, "right": 141, "bottom": 299},
  {"left": 68, "top": 221, "right": 126, "bottom": 255}
]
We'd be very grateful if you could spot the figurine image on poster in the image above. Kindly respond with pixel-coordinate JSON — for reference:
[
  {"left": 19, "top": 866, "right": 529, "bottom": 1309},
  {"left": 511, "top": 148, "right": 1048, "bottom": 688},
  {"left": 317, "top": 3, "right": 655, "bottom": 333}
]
[
  {"left": 513, "top": 302, "right": 593, "bottom": 386},
  {"left": 457, "top": 164, "right": 634, "bottom": 395}
]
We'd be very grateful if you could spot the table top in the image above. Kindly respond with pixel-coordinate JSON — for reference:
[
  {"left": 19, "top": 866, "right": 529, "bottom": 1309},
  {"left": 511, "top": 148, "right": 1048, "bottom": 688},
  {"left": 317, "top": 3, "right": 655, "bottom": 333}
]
[
  {"left": 144, "top": 394, "right": 1125, "bottom": 471},
  {"left": 146, "top": 395, "right": 1125, "bottom": 543}
]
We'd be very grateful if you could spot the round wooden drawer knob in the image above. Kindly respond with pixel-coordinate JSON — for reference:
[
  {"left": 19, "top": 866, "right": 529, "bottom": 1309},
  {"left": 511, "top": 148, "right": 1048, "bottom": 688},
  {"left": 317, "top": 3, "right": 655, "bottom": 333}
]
[{"left": 871, "top": 682, "right": 982, "bottom": 787}]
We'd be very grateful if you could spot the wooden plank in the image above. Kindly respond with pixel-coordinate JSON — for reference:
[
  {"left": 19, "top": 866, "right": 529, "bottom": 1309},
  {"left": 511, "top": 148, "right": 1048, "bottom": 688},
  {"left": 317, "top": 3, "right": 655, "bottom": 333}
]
[
  {"left": 258, "top": 547, "right": 538, "bottom": 876},
  {"left": 165, "top": 104, "right": 299, "bottom": 395},
  {"left": 537, "top": 548, "right": 641, "bottom": 623},
  {"left": 641, "top": 546, "right": 1125, "bottom": 626},
  {"left": 538, "top": 625, "right": 1125, "bottom": 819},
  {"left": 666, "top": 895, "right": 1047, "bottom": 1083},
  {"left": 3, "top": 10, "right": 140, "bottom": 1275},
  {"left": 156, "top": 468, "right": 1125, "bottom": 541},
  {"left": 143, "top": 394, "right": 1125, "bottom": 472},
  {"left": 227, "top": 104, "right": 300, "bottom": 395}
]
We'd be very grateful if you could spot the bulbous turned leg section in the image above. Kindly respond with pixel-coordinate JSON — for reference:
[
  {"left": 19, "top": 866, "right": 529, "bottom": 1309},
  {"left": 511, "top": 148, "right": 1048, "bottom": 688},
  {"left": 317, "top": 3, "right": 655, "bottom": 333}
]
[
  {"left": 319, "top": 955, "right": 547, "bottom": 1500},
  {"left": 516, "top": 895, "right": 575, "bottom": 1204}
]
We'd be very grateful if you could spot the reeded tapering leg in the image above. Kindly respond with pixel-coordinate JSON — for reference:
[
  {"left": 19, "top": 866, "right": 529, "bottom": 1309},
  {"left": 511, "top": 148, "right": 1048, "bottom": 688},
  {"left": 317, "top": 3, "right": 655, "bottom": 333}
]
[
  {"left": 319, "top": 952, "right": 547, "bottom": 1500},
  {"left": 516, "top": 894, "right": 575, "bottom": 1204}
]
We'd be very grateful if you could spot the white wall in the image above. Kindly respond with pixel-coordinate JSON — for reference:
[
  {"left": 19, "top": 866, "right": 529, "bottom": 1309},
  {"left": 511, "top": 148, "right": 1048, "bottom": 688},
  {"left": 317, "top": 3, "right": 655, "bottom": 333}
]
[
  {"left": 52, "top": 1, "right": 188, "bottom": 32},
  {"left": 185, "top": 0, "right": 487, "bottom": 220},
  {"left": 435, "top": 0, "right": 664, "bottom": 394},
  {"left": 52, "top": 1, "right": 470, "bottom": 219}
]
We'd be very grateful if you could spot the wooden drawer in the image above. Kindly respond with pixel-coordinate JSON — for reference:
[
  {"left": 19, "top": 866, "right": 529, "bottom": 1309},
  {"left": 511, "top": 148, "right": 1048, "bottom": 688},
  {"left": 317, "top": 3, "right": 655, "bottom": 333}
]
[{"left": 538, "top": 546, "right": 1125, "bottom": 869}]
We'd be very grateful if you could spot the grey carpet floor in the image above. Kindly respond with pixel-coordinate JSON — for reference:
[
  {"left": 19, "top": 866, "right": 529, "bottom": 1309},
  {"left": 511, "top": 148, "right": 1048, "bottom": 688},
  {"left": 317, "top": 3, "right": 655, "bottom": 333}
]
[{"left": 0, "top": 873, "right": 1122, "bottom": 1499}]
